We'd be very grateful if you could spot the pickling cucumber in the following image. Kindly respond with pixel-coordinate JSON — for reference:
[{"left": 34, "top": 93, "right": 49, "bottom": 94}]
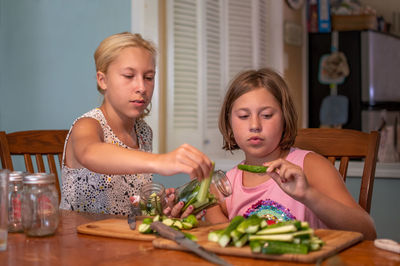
[
  {"left": 238, "top": 164, "right": 267, "bottom": 173},
  {"left": 256, "top": 220, "right": 301, "bottom": 235},
  {"left": 262, "top": 241, "right": 309, "bottom": 254},
  {"left": 208, "top": 229, "right": 224, "bottom": 242},
  {"left": 236, "top": 214, "right": 262, "bottom": 234},
  {"left": 218, "top": 215, "right": 245, "bottom": 247},
  {"left": 196, "top": 162, "right": 215, "bottom": 203}
]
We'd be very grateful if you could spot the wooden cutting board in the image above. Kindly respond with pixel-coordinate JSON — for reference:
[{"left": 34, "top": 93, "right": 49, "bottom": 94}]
[
  {"left": 152, "top": 224, "right": 364, "bottom": 263},
  {"left": 77, "top": 218, "right": 363, "bottom": 263},
  {"left": 77, "top": 218, "right": 157, "bottom": 241},
  {"left": 76, "top": 217, "right": 209, "bottom": 241}
]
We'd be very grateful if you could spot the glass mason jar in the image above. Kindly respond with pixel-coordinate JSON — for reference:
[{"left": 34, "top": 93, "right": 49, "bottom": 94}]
[
  {"left": 175, "top": 169, "right": 232, "bottom": 214},
  {"left": 22, "top": 173, "right": 59, "bottom": 237},
  {"left": 8, "top": 171, "right": 25, "bottom": 233},
  {"left": 139, "top": 182, "right": 167, "bottom": 216}
]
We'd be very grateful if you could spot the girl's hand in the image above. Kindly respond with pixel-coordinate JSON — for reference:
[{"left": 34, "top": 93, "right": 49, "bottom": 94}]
[
  {"left": 155, "top": 144, "right": 213, "bottom": 180},
  {"left": 265, "top": 158, "right": 310, "bottom": 201},
  {"left": 163, "top": 188, "right": 205, "bottom": 219}
]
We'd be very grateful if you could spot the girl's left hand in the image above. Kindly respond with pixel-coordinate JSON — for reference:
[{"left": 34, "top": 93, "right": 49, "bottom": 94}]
[{"left": 264, "top": 158, "right": 310, "bottom": 201}]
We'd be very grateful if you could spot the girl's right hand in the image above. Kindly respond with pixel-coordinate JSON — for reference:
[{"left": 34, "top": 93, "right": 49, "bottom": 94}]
[
  {"left": 163, "top": 188, "right": 206, "bottom": 219},
  {"left": 155, "top": 143, "right": 213, "bottom": 180}
]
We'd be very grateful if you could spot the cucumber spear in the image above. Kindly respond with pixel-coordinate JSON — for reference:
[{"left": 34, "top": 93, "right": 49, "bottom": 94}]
[
  {"left": 238, "top": 164, "right": 267, "bottom": 173},
  {"left": 196, "top": 162, "right": 215, "bottom": 203}
]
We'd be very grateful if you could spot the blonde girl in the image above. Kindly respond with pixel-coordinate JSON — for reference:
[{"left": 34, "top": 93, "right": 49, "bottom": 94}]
[{"left": 60, "top": 32, "right": 212, "bottom": 216}]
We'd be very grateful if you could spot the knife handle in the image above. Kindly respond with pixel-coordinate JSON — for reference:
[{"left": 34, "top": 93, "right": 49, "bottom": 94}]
[{"left": 151, "top": 221, "right": 185, "bottom": 241}]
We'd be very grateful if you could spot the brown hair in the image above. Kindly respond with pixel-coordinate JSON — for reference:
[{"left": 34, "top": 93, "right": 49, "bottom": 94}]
[
  {"left": 218, "top": 68, "right": 298, "bottom": 151},
  {"left": 94, "top": 32, "right": 157, "bottom": 117}
]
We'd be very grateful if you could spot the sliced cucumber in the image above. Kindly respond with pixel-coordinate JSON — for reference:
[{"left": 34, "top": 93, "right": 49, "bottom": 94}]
[
  {"left": 162, "top": 218, "right": 174, "bottom": 227},
  {"left": 256, "top": 224, "right": 298, "bottom": 235},
  {"left": 142, "top": 217, "right": 153, "bottom": 225},
  {"left": 262, "top": 241, "right": 309, "bottom": 254},
  {"left": 234, "top": 234, "right": 249, "bottom": 248},
  {"left": 218, "top": 216, "right": 245, "bottom": 247},
  {"left": 249, "top": 233, "right": 294, "bottom": 242},
  {"left": 138, "top": 223, "right": 152, "bottom": 234},
  {"left": 208, "top": 229, "right": 224, "bottom": 242},
  {"left": 196, "top": 162, "right": 215, "bottom": 203},
  {"left": 250, "top": 240, "right": 263, "bottom": 253},
  {"left": 182, "top": 222, "right": 193, "bottom": 230},
  {"left": 173, "top": 220, "right": 183, "bottom": 230}
]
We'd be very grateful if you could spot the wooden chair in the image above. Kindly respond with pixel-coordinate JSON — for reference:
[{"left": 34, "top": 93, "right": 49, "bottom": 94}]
[
  {"left": 294, "top": 128, "right": 380, "bottom": 213},
  {"left": 0, "top": 130, "right": 69, "bottom": 201}
]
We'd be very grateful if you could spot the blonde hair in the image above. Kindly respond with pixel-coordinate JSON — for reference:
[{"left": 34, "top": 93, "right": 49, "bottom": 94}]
[
  {"left": 94, "top": 32, "right": 157, "bottom": 118},
  {"left": 218, "top": 68, "right": 298, "bottom": 151},
  {"left": 94, "top": 32, "right": 157, "bottom": 94}
]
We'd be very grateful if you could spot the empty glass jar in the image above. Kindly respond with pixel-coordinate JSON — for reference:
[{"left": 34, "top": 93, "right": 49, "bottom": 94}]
[{"left": 21, "top": 173, "right": 59, "bottom": 237}]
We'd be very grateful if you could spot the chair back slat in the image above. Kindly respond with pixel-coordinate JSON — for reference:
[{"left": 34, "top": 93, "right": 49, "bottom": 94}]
[
  {"left": 57, "top": 154, "right": 63, "bottom": 166},
  {"left": 24, "top": 154, "right": 35, "bottom": 173},
  {"left": 36, "top": 154, "right": 46, "bottom": 172},
  {"left": 327, "top": 157, "right": 336, "bottom": 164},
  {"left": 0, "top": 130, "right": 69, "bottom": 202},
  {"left": 47, "top": 154, "right": 61, "bottom": 196},
  {"left": 0, "top": 132, "right": 12, "bottom": 169},
  {"left": 294, "top": 128, "right": 380, "bottom": 213},
  {"left": 339, "top": 157, "right": 349, "bottom": 181}
]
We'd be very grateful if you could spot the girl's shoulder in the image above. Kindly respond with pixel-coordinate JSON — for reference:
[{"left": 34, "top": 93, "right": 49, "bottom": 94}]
[{"left": 286, "top": 147, "right": 313, "bottom": 168}]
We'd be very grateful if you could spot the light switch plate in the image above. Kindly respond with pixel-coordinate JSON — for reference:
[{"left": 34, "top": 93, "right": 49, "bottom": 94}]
[{"left": 284, "top": 21, "right": 302, "bottom": 46}]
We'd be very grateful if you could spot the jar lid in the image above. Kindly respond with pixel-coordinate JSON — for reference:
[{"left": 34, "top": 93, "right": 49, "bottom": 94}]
[
  {"left": 9, "top": 171, "right": 25, "bottom": 182},
  {"left": 23, "top": 173, "right": 55, "bottom": 184}
]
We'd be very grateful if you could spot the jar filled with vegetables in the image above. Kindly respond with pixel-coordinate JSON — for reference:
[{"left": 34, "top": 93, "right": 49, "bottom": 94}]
[
  {"left": 174, "top": 166, "right": 232, "bottom": 214},
  {"left": 139, "top": 182, "right": 167, "bottom": 216}
]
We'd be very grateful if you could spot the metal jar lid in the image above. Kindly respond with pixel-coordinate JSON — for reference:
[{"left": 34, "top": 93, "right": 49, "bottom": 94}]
[
  {"left": 9, "top": 171, "right": 25, "bottom": 182},
  {"left": 23, "top": 173, "right": 55, "bottom": 184}
]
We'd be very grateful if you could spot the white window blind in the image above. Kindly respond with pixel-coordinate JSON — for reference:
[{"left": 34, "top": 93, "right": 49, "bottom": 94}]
[
  {"left": 172, "top": 0, "right": 198, "bottom": 129},
  {"left": 167, "top": 0, "right": 280, "bottom": 157}
]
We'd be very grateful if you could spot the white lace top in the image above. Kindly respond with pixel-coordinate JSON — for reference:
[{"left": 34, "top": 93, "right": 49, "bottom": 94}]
[{"left": 60, "top": 108, "right": 153, "bottom": 215}]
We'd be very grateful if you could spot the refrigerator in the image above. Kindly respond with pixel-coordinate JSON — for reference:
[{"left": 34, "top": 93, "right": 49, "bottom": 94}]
[{"left": 308, "top": 30, "right": 400, "bottom": 162}]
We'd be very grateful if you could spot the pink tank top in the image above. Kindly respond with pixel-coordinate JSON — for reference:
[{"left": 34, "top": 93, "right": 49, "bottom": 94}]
[{"left": 225, "top": 147, "right": 328, "bottom": 229}]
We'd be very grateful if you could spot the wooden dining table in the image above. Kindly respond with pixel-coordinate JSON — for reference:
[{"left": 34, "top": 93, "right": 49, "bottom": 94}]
[{"left": 1, "top": 210, "right": 399, "bottom": 266}]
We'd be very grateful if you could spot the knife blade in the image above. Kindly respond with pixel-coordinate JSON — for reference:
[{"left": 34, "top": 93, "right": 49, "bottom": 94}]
[
  {"left": 151, "top": 221, "right": 231, "bottom": 266},
  {"left": 127, "top": 212, "right": 137, "bottom": 230},
  {"left": 127, "top": 196, "right": 142, "bottom": 230}
]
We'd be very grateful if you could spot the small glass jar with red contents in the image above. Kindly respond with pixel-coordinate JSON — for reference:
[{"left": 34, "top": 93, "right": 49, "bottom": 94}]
[{"left": 21, "top": 173, "right": 59, "bottom": 236}]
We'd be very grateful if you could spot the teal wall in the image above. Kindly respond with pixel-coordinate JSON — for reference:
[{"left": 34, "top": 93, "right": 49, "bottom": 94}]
[{"left": 0, "top": 0, "right": 131, "bottom": 131}]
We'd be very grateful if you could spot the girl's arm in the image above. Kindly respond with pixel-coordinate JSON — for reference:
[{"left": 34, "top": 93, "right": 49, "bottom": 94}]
[
  {"left": 65, "top": 118, "right": 213, "bottom": 180},
  {"left": 266, "top": 153, "right": 377, "bottom": 240},
  {"left": 205, "top": 201, "right": 229, "bottom": 224}
]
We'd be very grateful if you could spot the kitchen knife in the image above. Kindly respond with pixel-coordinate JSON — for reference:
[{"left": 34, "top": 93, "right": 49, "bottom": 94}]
[
  {"left": 127, "top": 198, "right": 142, "bottom": 230},
  {"left": 150, "top": 221, "right": 231, "bottom": 266},
  {"left": 127, "top": 212, "right": 137, "bottom": 230}
]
